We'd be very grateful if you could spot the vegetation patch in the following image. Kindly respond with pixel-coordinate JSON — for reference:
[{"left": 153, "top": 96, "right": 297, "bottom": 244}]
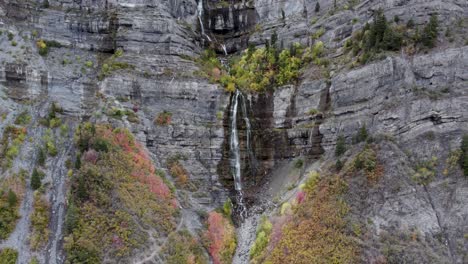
[
  {"left": 36, "top": 39, "right": 62, "bottom": 56},
  {"left": 203, "top": 211, "right": 236, "bottom": 264},
  {"left": 0, "top": 248, "right": 18, "bottom": 264},
  {"left": 107, "top": 107, "right": 139, "bottom": 123},
  {"left": 0, "top": 125, "right": 27, "bottom": 169},
  {"left": 197, "top": 35, "right": 326, "bottom": 93},
  {"left": 412, "top": 157, "right": 438, "bottom": 185},
  {"left": 250, "top": 216, "right": 273, "bottom": 262},
  {"left": 353, "top": 147, "right": 383, "bottom": 183},
  {"left": 155, "top": 111, "right": 173, "bottom": 126},
  {"left": 460, "top": 135, "right": 468, "bottom": 176},
  {"left": 64, "top": 123, "right": 177, "bottom": 262},
  {"left": 344, "top": 9, "right": 439, "bottom": 65},
  {"left": 161, "top": 230, "right": 208, "bottom": 264},
  {"left": 264, "top": 173, "right": 359, "bottom": 263},
  {"left": 30, "top": 192, "right": 50, "bottom": 250},
  {"left": 98, "top": 49, "right": 134, "bottom": 80}
]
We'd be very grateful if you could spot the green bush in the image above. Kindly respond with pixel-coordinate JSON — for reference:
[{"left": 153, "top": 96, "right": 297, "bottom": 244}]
[
  {"left": 14, "top": 111, "right": 31, "bottom": 125},
  {"left": 250, "top": 216, "right": 273, "bottom": 259},
  {"left": 412, "top": 157, "right": 437, "bottom": 185},
  {"left": 0, "top": 190, "right": 20, "bottom": 239},
  {"left": 460, "top": 135, "right": 468, "bottom": 176},
  {"left": 7, "top": 32, "right": 14, "bottom": 41},
  {"left": 0, "top": 248, "right": 18, "bottom": 264},
  {"left": 335, "top": 135, "right": 346, "bottom": 157},
  {"left": 31, "top": 168, "right": 44, "bottom": 190},
  {"left": 353, "top": 124, "right": 368, "bottom": 143},
  {"left": 421, "top": 14, "right": 438, "bottom": 48}
]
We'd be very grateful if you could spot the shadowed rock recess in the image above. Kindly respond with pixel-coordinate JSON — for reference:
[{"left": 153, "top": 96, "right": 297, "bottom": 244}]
[{"left": 0, "top": 0, "right": 467, "bottom": 263}]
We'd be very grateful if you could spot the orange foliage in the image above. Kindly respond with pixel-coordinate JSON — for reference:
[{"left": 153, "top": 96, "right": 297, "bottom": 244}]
[
  {"left": 96, "top": 126, "right": 171, "bottom": 199},
  {"left": 169, "top": 162, "right": 188, "bottom": 185},
  {"left": 266, "top": 176, "right": 358, "bottom": 264},
  {"left": 205, "top": 212, "right": 236, "bottom": 264}
]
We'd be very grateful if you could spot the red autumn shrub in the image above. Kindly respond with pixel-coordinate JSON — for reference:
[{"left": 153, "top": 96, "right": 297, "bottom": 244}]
[
  {"left": 205, "top": 212, "right": 236, "bottom": 264},
  {"left": 295, "top": 191, "right": 306, "bottom": 204},
  {"left": 83, "top": 149, "right": 99, "bottom": 164}
]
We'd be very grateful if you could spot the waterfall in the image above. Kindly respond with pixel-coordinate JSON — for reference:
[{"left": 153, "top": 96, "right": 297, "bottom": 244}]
[
  {"left": 197, "top": 0, "right": 212, "bottom": 42},
  {"left": 230, "top": 90, "right": 254, "bottom": 220},
  {"left": 221, "top": 44, "right": 228, "bottom": 56},
  {"left": 240, "top": 92, "right": 256, "bottom": 176},
  {"left": 230, "top": 90, "right": 242, "bottom": 192}
]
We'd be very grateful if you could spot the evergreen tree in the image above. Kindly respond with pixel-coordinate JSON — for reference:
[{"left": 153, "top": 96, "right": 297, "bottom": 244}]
[
  {"left": 382, "top": 27, "right": 402, "bottom": 51},
  {"left": 31, "top": 168, "right": 41, "bottom": 190},
  {"left": 373, "top": 9, "right": 388, "bottom": 48},
  {"left": 7, "top": 189, "right": 17, "bottom": 207},
  {"left": 461, "top": 135, "right": 468, "bottom": 176},
  {"left": 354, "top": 124, "right": 368, "bottom": 143},
  {"left": 335, "top": 135, "right": 346, "bottom": 157},
  {"left": 76, "top": 175, "right": 88, "bottom": 201},
  {"left": 315, "top": 2, "right": 320, "bottom": 12},
  {"left": 65, "top": 201, "right": 79, "bottom": 233},
  {"left": 422, "top": 14, "right": 438, "bottom": 48},
  {"left": 37, "top": 148, "right": 46, "bottom": 166}
]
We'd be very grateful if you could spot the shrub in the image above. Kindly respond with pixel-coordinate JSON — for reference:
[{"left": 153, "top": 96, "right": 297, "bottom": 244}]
[
  {"left": 85, "top": 60, "right": 93, "bottom": 68},
  {"left": 353, "top": 124, "right": 368, "bottom": 143},
  {"left": 14, "top": 111, "right": 31, "bottom": 125},
  {"left": 10, "top": 41, "right": 17, "bottom": 46},
  {"left": 162, "top": 230, "right": 207, "bottom": 264},
  {"left": 36, "top": 39, "right": 48, "bottom": 56},
  {"left": 354, "top": 148, "right": 380, "bottom": 182},
  {"left": 204, "top": 212, "right": 236, "bottom": 264},
  {"left": 461, "top": 135, "right": 468, "bottom": 176},
  {"left": 421, "top": 14, "right": 438, "bottom": 48},
  {"left": 31, "top": 168, "right": 42, "bottom": 190},
  {"left": 0, "top": 188, "right": 20, "bottom": 239},
  {"left": 155, "top": 111, "right": 173, "bottom": 126},
  {"left": 218, "top": 42, "right": 315, "bottom": 92},
  {"left": 250, "top": 216, "right": 273, "bottom": 260},
  {"left": 266, "top": 175, "right": 357, "bottom": 263},
  {"left": 7, "top": 32, "right": 14, "bottom": 41},
  {"left": 0, "top": 248, "right": 18, "bottom": 264},
  {"left": 294, "top": 158, "right": 304, "bottom": 169},
  {"left": 30, "top": 193, "right": 50, "bottom": 250},
  {"left": 335, "top": 135, "right": 346, "bottom": 157},
  {"left": 412, "top": 157, "right": 437, "bottom": 185},
  {"left": 223, "top": 198, "right": 232, "bottom": 217},
  {"left": 65, "top": 124, "right": 176, "bottom": 261}
]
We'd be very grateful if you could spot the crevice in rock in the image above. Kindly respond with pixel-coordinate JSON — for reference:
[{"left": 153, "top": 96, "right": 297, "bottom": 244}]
[{"left": 423, "top": 185, "right": 456, "bottom": 263}]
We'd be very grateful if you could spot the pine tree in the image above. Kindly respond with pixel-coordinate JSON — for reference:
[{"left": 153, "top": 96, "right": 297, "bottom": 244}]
[
  {"left": 382, "top": 27, "right": 402, "bottom": 51},
  {"left": 65, "top": 201, "right": 79, "bottom": 233},
  {"left": 76, "top": 175, "right": 88, "bottom": 201},
  {"left": 335, "top": 135, "right": 346, "bottom": 157},
  {"left": 31, "top": 168, "right": 41, "bottom": 190},
  {"left": 7, "top": 189, "right": 17, "bottom": 207},
  {"left": 37, "top": 148, "right": 46, "bottom": 166},
  {"left": 422, "top": 14, "right": 438, "bottom": 48},
  {"left": 461, "top": 135, "right": 468, "bottom": 176}
]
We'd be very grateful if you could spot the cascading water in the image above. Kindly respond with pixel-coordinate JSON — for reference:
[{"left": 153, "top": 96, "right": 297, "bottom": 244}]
[
  {"left": 230, "top": 90, "right": 248, "bottom": 220},
  {"left": 240, "top": 93, "right": 256, "bottom": 176},
  {"left": 197, "top": 0, "right": 212, "bottom": 42},
  {"left": 221, "top": 44, "right": 228, "bottom": 56}
]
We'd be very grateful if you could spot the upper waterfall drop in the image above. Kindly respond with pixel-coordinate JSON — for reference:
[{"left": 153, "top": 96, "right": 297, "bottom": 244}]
[
  {"left": 230, "top": 90, "right": 242, "bottom": 192},
  {"left": 197, "top": 0, "right": 212, "bottom": 42}
]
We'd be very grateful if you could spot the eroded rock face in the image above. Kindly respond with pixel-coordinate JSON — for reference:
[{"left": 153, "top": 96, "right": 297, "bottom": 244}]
[{"left": 0, "top": 0, "right": 467, "bottom": 263}]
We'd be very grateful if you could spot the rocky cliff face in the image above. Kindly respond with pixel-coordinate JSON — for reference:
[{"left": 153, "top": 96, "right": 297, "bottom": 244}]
[{"left": 0, "top": 0, "right": 467, "bottom": 263}]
